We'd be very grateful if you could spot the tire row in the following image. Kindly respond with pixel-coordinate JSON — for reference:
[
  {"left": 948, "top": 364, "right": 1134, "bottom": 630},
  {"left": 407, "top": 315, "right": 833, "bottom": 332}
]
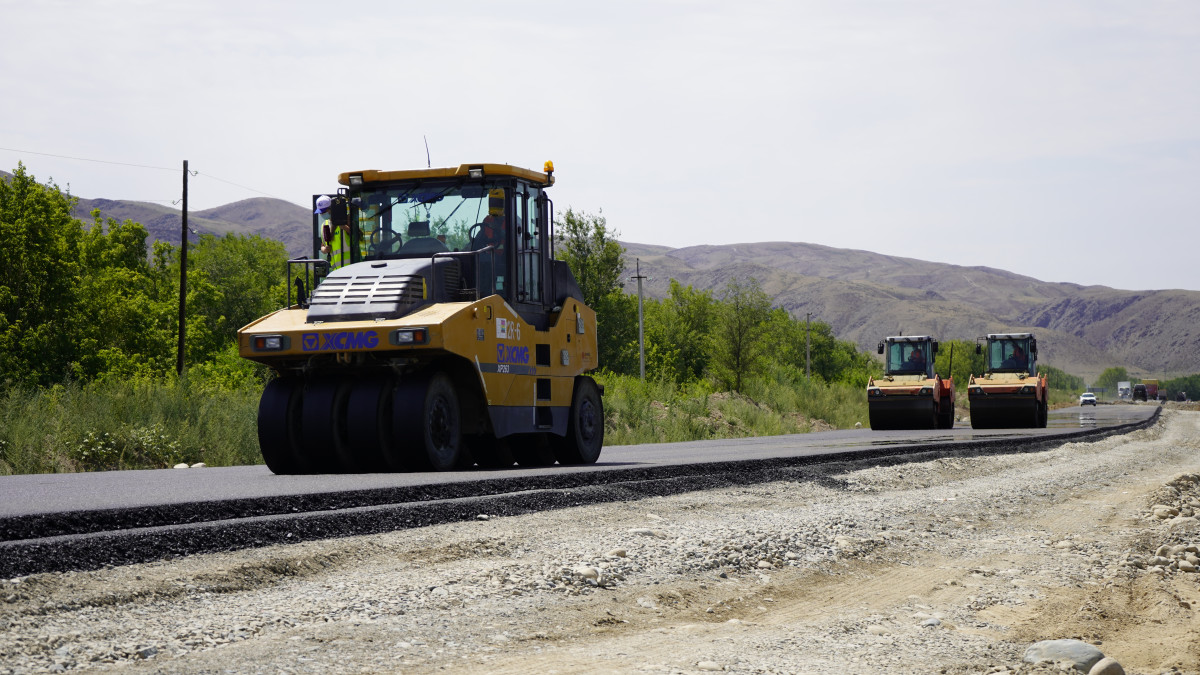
[{"left": 257, "top": 372, "right": 603, "bottom": 474}]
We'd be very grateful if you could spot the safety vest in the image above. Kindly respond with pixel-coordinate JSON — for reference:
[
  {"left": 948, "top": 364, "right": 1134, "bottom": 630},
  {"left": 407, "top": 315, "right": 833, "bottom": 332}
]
[{"left": 329, "top": 227, "right": 352, "bottom": 269}]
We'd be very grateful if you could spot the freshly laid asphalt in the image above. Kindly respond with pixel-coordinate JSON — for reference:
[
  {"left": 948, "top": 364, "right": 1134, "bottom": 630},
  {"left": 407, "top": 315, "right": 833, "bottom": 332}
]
[{"left": 0, "top": 404, "right": 1158, "bottom": 577}]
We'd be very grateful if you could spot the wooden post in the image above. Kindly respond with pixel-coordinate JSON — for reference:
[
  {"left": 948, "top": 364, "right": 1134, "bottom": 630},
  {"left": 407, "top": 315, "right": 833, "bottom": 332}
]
[{"left": 176, "top": 160, "right": 188, "bottom": 376}]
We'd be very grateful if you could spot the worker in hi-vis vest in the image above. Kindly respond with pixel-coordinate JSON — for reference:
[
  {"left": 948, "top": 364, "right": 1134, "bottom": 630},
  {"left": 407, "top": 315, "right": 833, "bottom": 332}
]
[{"left": 317, "top": 195, "right": 352, "bottom": 269}]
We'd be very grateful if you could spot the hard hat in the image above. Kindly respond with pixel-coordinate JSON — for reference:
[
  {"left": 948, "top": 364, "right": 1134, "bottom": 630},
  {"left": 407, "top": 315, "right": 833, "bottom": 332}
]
[{"left": 314, "top": 195, "right": 332, "bottom": 214}]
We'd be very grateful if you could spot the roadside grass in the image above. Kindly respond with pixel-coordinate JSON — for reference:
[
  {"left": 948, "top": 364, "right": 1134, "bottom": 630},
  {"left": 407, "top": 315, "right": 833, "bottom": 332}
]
[
  {"left": 8, "top": 371, "right": 1091, "bottom": 475},
  {"left": 596, "top": 372, "right": 868, "bottom": 446},
  {"left": 0, "top": 377, "right": 261, "bottom": 475}
]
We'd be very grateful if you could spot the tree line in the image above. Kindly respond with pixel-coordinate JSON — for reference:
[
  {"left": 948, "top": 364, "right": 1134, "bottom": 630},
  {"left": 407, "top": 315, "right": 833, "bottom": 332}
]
[
  {"left": 554, "top": 208, "right": 874, "bottom": 391},
  {"left": 4, "top": 162, "right": 1110, "bottom": 398},
  {"left": 0, "top": 163, "right": 282, "bottom": 389}
]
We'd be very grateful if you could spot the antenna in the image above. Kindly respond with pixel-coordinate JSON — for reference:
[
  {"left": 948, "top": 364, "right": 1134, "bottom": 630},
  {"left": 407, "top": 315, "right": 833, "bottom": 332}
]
[{"left": 423, "top": 136, "right": 431, "bottom": 168}]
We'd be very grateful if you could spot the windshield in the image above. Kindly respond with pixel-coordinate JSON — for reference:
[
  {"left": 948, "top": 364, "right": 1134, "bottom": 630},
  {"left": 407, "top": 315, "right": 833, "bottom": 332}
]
[
  {"left": 886, "top": 341, "right": 931, "bottom": 376},
  {"left": 352, "top": 182, "right": 506, "bottom": 260},
  {"left": 987, "top": 338, "right": 1032, "bottom": 373}
]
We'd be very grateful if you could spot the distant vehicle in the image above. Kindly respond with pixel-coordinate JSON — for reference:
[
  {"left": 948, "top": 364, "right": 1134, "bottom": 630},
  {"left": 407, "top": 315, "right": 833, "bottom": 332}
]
[
  {"left": 1177, "top": 391, "right": 1188, "bottom": 402},
  {"left": 867, "top": 336, "right": 955, "bottom": 430},
  {"left": 1079, "top": 392, "right": 1097, "bottom": 406},
  {"left": 1117, "top": 381, "right": 1131, "bottom": 400},
  {"left": 967, "top": 333, "right": 1048, "bottom": 428},
  {"left": 1132, "top": 384, "right": 1148, "bottom": 401},
  {"left": 1144, "top": 379, "right": 1159, "bottom": 400}
]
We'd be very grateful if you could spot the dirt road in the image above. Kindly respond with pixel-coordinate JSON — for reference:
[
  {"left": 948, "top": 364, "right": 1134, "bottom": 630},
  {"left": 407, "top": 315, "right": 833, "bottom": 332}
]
[{"left": 3, "top": 408, "right": 1199, "bottom": 674}]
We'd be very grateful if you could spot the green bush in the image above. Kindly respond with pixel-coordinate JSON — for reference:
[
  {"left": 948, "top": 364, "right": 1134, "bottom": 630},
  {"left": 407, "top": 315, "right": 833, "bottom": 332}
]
[{"left": 0, "top": 376, "right": 263, "bottom": 474}]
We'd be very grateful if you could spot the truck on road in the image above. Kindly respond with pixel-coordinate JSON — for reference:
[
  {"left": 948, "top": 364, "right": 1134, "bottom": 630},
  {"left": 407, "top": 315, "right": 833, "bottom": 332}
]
[{"left": 1117, "top": 381, "right": 1131, "bottom": 400}]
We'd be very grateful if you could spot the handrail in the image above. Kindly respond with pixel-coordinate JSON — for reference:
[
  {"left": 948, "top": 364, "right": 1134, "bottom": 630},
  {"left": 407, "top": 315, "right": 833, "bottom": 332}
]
[
  {"left": 430, "top": 245, "right": 496, "bottom": 300},
  {"left": 285, "top": 257, "right": 330, "bottom": 308}
]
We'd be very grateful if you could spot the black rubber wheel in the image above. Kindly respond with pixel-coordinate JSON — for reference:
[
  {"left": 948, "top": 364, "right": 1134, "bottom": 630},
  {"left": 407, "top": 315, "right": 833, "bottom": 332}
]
[
  {"left": 550, "top": 377, "right": 604, "bottom": 464},
  {"left": 467, "top": 434, "right": 516, "bottom": 469},
  {"left": 394, "top": 372, "right": 469, "bottom": 471},
  {"left": 1038, "top": 399, "right": 1049, "bottom": 428},
  {"left": 299, "top": 377, "right": 352, "bottom": 473},
  {"left": 346, "top": 375, "right": 397, "bottom": 472},
  {"left": 512, "top": 433, "right": 557, "bottom": 467},
  {"left": 257, "top": 377, "right": 304, "bottom": 475},
  {"left": 937, "top": 399, "right": 955, "bottom": 429}
]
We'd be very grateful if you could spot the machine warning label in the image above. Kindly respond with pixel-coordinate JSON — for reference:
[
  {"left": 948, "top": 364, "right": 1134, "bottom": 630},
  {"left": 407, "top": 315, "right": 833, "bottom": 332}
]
[{"left": 301, "top": 331, "right": 380, "bottom": 351}]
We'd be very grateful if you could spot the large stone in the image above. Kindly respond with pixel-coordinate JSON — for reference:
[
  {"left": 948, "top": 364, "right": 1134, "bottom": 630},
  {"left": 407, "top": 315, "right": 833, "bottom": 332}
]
[
  {"left": 1023, "top": 639, "right": 1105, "bottom": 673},
  {"left": 1087, "top": 656, "right": 1125, "bottom": 675}
]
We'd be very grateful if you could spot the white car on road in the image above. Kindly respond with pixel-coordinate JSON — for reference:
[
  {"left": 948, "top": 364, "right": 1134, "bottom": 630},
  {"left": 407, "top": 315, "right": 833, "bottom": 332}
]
[{"left": 1079, "top": 392, "right": 1097, "bottom": 406}]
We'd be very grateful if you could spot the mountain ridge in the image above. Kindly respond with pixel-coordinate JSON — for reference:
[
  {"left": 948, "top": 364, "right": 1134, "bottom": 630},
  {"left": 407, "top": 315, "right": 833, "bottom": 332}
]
[{"left": 9, "top": 181, "right": 1197, "bottom": 383}]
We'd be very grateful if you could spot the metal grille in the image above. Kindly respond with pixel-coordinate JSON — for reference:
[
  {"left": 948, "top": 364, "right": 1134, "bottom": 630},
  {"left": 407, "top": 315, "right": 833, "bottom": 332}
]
[{"left": 310, "top": 274, "right": 424, "bottom": 308}]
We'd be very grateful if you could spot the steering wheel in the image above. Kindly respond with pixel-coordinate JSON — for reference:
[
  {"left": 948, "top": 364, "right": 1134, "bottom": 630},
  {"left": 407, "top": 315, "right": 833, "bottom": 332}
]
[
  {"left": 369, "top": 230, "right": 403, "bottom": 255},
  {"left": 467, "top": 223, "right": 484, "bottom": 246}
]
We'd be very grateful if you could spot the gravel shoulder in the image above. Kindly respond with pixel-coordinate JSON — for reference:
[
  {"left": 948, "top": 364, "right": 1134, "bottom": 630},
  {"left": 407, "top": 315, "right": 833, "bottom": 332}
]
[{"left": 3, "top": 408, "right": 1200, "bottom": 674}]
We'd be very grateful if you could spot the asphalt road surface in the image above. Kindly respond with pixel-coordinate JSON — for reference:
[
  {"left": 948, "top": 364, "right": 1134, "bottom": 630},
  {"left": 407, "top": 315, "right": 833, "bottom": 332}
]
[{"left": 0, "top": 404, "right": 1157, "bottom": 577}]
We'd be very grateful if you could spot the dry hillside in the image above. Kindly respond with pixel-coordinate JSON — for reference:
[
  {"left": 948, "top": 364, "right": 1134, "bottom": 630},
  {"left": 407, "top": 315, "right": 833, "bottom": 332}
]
[{"left": 14, "top": 181, "right": 1199, "bottom": 382}]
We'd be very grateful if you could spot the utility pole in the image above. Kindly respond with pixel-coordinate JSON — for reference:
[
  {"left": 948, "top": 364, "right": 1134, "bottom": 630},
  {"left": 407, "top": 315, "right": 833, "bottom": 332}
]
[
  {"left": 176, "top": 160, "right": 189, "bottom": 376},
  {"left": 805, "top": 312, "right": 812, "bottom": 381},
  {"left": 630, "top": 258, "right": 648, "bottom": 380}
]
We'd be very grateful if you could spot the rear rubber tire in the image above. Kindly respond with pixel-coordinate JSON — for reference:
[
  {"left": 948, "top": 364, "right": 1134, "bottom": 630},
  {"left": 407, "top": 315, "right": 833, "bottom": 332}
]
[
  {"left": 395, "top": 372, "right": 469, "bottom": 471},
  {"left": 346, "top": 375, "right": 397, "bottom": 472},
  {"left": 299, "top": 376, "right": 352, "bottom": 473},
  {"left": 551, "top": 377, "right": 604, "bottom": 464},
  {"left": 257, "top": 377, "right": 304, "bottom": 475}
]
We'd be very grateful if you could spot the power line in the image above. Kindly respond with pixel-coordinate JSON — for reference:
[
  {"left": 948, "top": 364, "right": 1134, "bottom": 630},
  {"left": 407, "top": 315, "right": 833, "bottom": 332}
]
[
  {"left": 0, "top": 146, "right": 176, "bottom": 172},
  {"left": 192, "top": 172, "right": 281, "bottom": 200},
  {"left": 0, "top": 146, "right": 286, "bottom": 201}
]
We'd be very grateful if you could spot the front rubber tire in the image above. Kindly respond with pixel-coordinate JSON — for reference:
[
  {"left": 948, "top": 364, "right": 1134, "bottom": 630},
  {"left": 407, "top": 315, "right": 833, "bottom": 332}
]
[{"left": 551, "top": 377, "right": 604, "bottom": 465}]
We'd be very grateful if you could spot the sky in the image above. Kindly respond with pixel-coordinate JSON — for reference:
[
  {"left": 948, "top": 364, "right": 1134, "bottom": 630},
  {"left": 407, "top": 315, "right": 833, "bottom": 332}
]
[{"left": 3, "top": 0, "right": 1198, "bottom": 291}]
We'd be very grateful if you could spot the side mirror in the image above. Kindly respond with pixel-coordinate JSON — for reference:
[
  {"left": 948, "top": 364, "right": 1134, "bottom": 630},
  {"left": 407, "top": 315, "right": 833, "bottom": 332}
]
[
  {"left": 931, "top": 341, "right": 939, "bottom": 355},
  {"left": 975, "top": 344, "right": 982, "bottom": 355},
  {"left": 331, "top": 203, "right": 348, "bottom": 229},
  {"left": 1030, "top": 339, "right": 1038, "bottom": 354},
  {"left": 876, "top": 341, "right": 885, "bottom": 355}
]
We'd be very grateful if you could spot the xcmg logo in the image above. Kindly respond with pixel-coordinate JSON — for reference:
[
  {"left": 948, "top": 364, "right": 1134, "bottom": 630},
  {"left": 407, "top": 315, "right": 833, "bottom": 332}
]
[
  {"left": 301, "top": 331, "right": 380, "bottom": 351},
  {"left": 497, "top": 343, "right": 530, "bottom": 364}
]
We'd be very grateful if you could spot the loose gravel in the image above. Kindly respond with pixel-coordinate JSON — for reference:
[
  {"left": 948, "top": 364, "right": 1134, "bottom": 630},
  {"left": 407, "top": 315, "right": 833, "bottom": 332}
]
[{"left": 3, "top": 409, "right": 1199, "bottom": 674}]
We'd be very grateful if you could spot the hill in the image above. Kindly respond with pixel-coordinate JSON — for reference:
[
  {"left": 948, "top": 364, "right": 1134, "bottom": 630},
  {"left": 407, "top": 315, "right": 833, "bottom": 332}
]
[
  {"left": 620, "top": 241, "right": 1200, "bottom": 382},
  {"left": 72, "top": 196, "right": 312, "bottom": 258},
  {"left": 13, "top": 182, "right": 1198, "bottom": 383}
]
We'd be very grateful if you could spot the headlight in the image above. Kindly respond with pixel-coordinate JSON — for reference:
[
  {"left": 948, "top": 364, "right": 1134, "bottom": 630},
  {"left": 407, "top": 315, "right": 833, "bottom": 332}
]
[
  {"left": 971, "top": 387, "right": 984, "bottom": 395},
  {"left": 868, "top": 388, "right": 883, "bottom": 397},
  {"left": 252, "top": 335, "right": 288, "bottom": 351},
  {"left": 918, "top": 387, "right": 932, "bottom": 396},
  {"left": 390, "top": 328, "right": 429, "bottom": 345},
  {"left": 1019, "top": 386, "right": 1033, "bottom": 394}
]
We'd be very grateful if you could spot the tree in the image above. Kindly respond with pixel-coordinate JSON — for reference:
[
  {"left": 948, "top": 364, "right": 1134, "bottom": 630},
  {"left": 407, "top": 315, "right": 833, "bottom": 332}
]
[
  {"left": 1038, "top": 364, "right": 1084, "bottom": 392},
  {"left": 712, "top": 277, "right": 772, "bottom": 392},
  {"left": 0, "top": 163, "right": 84, "bottom": 387},
  {"left": 70, "top": 211, "right": 174, "bottom": 380},
  {"left": 933, "top": 339, "right": 985, "bottom": 390},
  {"left": 1094, "top": 367, "right": 1130, "bottom": 393},
  {"left": 554, "top": 208, "right": 631, "bottom": 372},
  {"left": 647, "top": 280, "right": 716, "bottom": 383},
  {"left": 554, "top": 208, "right": 624, "bottom": 309}
]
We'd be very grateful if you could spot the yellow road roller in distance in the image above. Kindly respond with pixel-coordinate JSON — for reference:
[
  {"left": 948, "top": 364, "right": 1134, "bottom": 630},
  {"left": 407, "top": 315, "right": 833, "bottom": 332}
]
[
  {"left": 867, "top": 335, "right": 955, "bottom": 430},
  {"left": 967, "top": 333, "right": 1048, "bottom": 429}
]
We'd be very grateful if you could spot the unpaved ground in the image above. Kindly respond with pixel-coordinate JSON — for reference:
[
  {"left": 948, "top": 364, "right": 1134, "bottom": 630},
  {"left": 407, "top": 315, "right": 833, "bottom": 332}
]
[{"left": 4, "top": 410, "right": 1200, "bottom": 674}]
